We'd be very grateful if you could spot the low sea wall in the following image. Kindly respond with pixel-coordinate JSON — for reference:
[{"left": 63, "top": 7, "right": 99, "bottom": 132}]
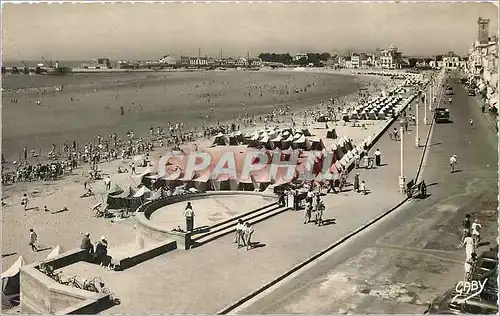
[
  {"left": 136, "top": 191, "right": 276, "bottom": 250},
  {"left": 20, "top": 261, "right": 109, "bottom": 314}
]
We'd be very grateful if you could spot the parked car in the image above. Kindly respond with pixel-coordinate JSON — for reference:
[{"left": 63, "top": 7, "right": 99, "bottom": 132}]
[
  {"left": 446, "top": 85, "right": 454, "bottom": 95},
  {"left": 425, "top": 253, "right": 498, "bottom": 314},
  {"left": 425, "top": 289, "right": 498, "bottom": 314},
  {"left": 468, "top": 89, "right": 476, "bottom": 96}
]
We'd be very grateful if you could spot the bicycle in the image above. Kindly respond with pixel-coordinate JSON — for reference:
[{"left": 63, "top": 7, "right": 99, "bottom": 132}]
[
  {"left": 39, "top": 263, "right": 64, "bottom": 284},
  {"left": 66, "top": 275, "right": 84, "bottom": 289},
  {"left": 101, "top": 287, "right": 121, "bottom": 305},
  {"left": 83, "top": 277, "right": 104, "bottom": 293}
]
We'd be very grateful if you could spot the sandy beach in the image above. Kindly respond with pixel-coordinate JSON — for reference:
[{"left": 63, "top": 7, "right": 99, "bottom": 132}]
[{"left": 2, "top": 70, "right": 377, "bottom": 162}]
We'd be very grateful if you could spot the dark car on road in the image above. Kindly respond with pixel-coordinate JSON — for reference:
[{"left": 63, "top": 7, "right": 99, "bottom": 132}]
[
  {"left": 425, "top": 251, "right": 498, "bottom": 315},
  {"left": 435, "top": 108, "right": 450, "bottom": 123},
  {"left": 468, "top": 88, "right": 476, "bottom": 96},
  {"left": 425, "top": 289, "right": 498, "bottom": 314},
  {"left": 446, "top": 85, "right": 454, "bottom": 95}
]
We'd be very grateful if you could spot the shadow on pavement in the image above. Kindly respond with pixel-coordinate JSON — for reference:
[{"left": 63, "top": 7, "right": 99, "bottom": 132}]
[
  {"left": 321, "top": 218, "right": 337, "bottom": 226},
  {"left": 429, "top": 142, "right": 442, "bottom": 147},
  {"left": 452, "top": 170, "right": 463, "bottom": 173},
  {"left": 191, "top": 225, "right": 210, "bottom": 235},
  {"left": 1, "top": 252, "right": 17, "bottom": 258},
  {"left": 248, "top": 242, "right": 266, "bottom": 250},
  {"left": 36, "top": 246, "right": 52, "bottom": 252},
  {"left": 478, "top": 241, "right": 491, "bottom": 248}
]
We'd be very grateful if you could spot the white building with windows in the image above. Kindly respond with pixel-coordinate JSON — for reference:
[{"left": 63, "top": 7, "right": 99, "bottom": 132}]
[
  {"left": 465, "top": 17, "right": 498, "bottom": 112},
  {"left": 189, "top": 57, "right": 208, "bottom": 67},
  {"left": 159, "top": 55, "right": 178, "bottom": 66},
  {"left": 294, "top": 53, "right": 308, "bottom": 61},
  {"left": 380, "top": 45, "right": 402, "bottom": 69},
  {"left": 442, "top": 51, "right": 462, "bottom": 70}
]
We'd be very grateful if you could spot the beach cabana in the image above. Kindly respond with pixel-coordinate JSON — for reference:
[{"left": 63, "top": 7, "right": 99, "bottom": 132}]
[
  {"left": 1, "top": 255, "right": 25, "bottom": 308},
  {"left": 134, "top": 186, "right": 151, "bottom": 199},
  {"left": 108, "top": 184, "right": 124, "bottom": 196},
  {"left": 326, "top": 128, "right": 338, "bottom": 139},
  {"left": 301, "top": 128, "right": 312, "bottom": 136},
  {"left": 292, "top": 134, "right": 306, "bottom": 150},
  {"left": 212, "top": 133, "right": 228, "bottom": 146},
  {"left": 305, "top": 137, "right": 325, "bottom": 151},
  {"left": 270, "top": 135, "right": 283, "bottom": 149}
]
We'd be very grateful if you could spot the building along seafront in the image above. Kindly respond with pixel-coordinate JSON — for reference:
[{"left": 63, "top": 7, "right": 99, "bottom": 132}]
[{"left": 465, "top": 17, "right": 498, "bottom": 112}]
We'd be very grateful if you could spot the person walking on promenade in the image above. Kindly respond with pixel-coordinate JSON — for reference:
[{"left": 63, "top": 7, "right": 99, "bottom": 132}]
[
  {"left": 374, "top": 149, "right": 382, "bottom": 167},
  {"left": 359, "top": 181, "right": 367, "bottom": 195},
  {"left": 464, "top": 252, "right": 478, "bottom": 281},
  {"left": 244, "top": 222, "right": 254, "bottom": 251},
  {"left": 234, "top": 219, "right": 244, "bottom": 248},
  {"left": 29, "top": 229, "right": 38, "bottom": 252},
  {"left": 304, "top": 201, "right": 312, "bottom": 224},
  {"left": 184, "top": 202, "right": 195, "bottom": 232},
  {"left": 315, "top": 196, "right": 324, "bottom": 226},
  {"left": 449, "top": 155, "right": 458, "bottom": 173},
  {"left": 292, "top": 188, "right": 298, "bottom": 211},
  {"left": 81, "top": 233, "right": 94, "bottom": 254},
  {"left": 130, "top": 162, "right": 137, "bottom": 175},
  {"left": 354, "top": 173, "right": 360, "bottom": 193},
  {"left": 471, "top": 219, "right": 482, "bottom": 247},
  {"left": 463, "top": 233, "right": 475, "bottom": 261},
  {"left": 104, "top": 176, "right": 111, "bottom": 191},
  {"left": 278, "top": 191, "right": 286, "bottom": 207},
  {"left": 21, "top": 193, "right": 29, "bottom": 212},
  {"left": 458, "top": 214, "right": 472, "bottom": 248}
]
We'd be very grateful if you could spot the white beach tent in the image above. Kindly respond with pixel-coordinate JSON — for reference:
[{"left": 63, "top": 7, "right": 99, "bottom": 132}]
[
  {"left": 46, "top": 245, "right": 64, "bottom": 260},
  {"left": 250, "top": 131, "right": 260, "bottom": 141},
  {"left": 136, "top": 167, "right": 153, "bottom": 178},
  {"left": 133, "top": 186, "right": 151, "bottom": 198},
  {"left": 271, "top": 135, "right": 282, "bottom": 142},
  {"left": 1, "top": 255, "right": 25, "bottom": 308},
  {"left": 293, "top": 134, "right": 306, "bottom": 143}
]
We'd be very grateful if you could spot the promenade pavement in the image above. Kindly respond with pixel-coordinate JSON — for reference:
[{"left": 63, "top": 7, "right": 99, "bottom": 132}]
[{"left": 52, "top": 95, "right": 430, "bottom": 314}]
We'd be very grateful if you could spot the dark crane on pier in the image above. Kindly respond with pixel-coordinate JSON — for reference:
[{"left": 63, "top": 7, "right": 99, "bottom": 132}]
[
  {"left": 41, "top": 56, "right": 53, "bottom": 68},
  {"left": 19, "top": 58, "right": 30, "bottom": 74}
]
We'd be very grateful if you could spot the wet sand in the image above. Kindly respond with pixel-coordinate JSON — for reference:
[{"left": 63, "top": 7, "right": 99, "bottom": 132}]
[{"left": 2, "top": 70, "right": 373, "bottom": 161}]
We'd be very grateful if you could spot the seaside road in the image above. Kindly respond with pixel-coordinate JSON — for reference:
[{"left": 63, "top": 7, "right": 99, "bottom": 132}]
[
  {"left": 236, "top": 75, "right": 498, "bottom": 314},
  {"left": 98, "top": 97, "right": 428, "bottom": 314}
]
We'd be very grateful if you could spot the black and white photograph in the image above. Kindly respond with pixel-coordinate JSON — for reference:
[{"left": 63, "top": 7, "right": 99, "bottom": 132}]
[{"left": 1, "top": 1, "right": 498, "bottom": 315}]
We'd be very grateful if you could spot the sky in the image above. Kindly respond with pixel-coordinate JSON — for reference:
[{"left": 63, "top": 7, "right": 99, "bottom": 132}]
[{"left": 1, "top": 1, "right": 498, "bottom": 62}]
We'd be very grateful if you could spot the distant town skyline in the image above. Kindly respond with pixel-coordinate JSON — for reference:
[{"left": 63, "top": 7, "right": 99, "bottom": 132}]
[{"left": 2, "top": 2, "right": 498, "bottom": 62}]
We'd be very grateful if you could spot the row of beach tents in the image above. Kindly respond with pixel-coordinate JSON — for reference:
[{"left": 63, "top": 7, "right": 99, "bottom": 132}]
[
  {"left": 212, "top": 127, "right": 330, "bottom": 150},
  {"left": 139, "top": 136, "right": 356, "bottom": 192},
  {"left": 98, "top": 184, "right": 154, "bottom": 210}
]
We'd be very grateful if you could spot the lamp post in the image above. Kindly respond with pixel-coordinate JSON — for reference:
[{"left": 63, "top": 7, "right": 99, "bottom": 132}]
[
  {"left": 424, "top": 88, "right": 428, "bottom": 125},
  {"left": 399, "top": 118, "right": 406, "bottom": 194},
  {"left": 429, "top": 85, "right": 433, "bottom": 112},
  {"left": 415, "top": 101, "right": 420, "bottom": 147}
]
